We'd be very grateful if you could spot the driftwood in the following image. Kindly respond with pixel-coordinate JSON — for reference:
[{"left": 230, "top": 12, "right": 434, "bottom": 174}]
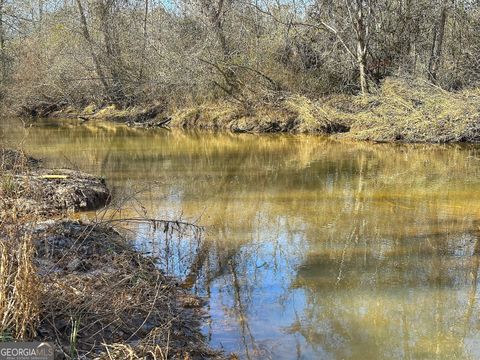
[
  {"left": 127, "top": 116, "right": 172, "bottom": 128},
  {"left": 3, "top": 169, "right": 110, "bottom": 215}
]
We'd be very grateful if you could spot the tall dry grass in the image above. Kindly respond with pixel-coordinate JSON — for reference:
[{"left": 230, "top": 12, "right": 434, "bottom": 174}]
[
  {"left": 331, "top": 78, "right": 480, "bottom": 142},
  {"left": 166, "top": 77, "right": 480, "bottom": 142},
  {"left": 0, "top": 228, "right": 40, "bottom": 339},
  {"left": 0, "top": 150, "right": 41, "bottom": 340}
]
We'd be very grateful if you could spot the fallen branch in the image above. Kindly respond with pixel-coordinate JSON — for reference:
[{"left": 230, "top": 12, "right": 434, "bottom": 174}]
[{"left": 100, "top": 217, "right": 204, "bottom": 232}]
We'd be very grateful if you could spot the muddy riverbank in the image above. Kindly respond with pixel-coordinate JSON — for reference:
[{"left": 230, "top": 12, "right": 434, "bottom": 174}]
[
  {"left": 20, "top": 78, "right": 480, "bottom": 144},
  {"left": 1, "top": 148, "right": 110, "bottom": 216},
  {"left": 32, "top": 220, "right": 225, "bottom": 359},
  {"left": 0, "top": 149, "right": 230, "bottom": 359}
]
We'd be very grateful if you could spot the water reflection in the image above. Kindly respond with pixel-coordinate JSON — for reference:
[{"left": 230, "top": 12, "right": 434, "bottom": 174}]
[{"left": 2, "top": 118, "right": 480, "bottom": 359}]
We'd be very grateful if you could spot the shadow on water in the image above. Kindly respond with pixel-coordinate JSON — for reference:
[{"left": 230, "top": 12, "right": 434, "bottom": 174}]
[{"left": 3, "top": 118, "right": 480, "bottom": 359}]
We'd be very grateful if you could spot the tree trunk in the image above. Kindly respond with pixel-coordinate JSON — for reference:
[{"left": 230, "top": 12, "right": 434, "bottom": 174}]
[
  {"left": 140, "top": 0, "right": 148, "bottom": 80},
  {"left": 200, "top": 0, "right": 239, "bottom": 95},
  {"left": 355, "top": 2, "right": 369, "bottom": 95},
  {"left": 214, "top": 1, "right": 238, "bottom": 94},
  {"left": 428, "top": 3, "right": 448, "bottom": 83},
  {"left": 358, "top": 49, "right": 368, "bottom": 95},
  {"left": 0, "top": 0, "right": 5, "bottom": 83},
  {"left": 75, "top": 0, "right": 110, "bottom": 94},
  {"left": 97, "top": 0, "right": 126, "bottom": 102},
  {"left": 404, "top": 0, "right": 417, "bottom": 74}
]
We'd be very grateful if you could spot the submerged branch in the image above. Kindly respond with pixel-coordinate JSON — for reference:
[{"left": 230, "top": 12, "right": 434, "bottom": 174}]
[{"left": 100, "top": 217, "right": 204, "bottom": 232}]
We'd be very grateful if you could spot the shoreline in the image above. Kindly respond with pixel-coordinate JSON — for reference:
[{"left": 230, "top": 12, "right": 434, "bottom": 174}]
[
  {"left": 18, "top": 78, "right": 480, "bottom": 144},
  {"left": 0, "top": 149, "right": 230, "bottom": 359}
]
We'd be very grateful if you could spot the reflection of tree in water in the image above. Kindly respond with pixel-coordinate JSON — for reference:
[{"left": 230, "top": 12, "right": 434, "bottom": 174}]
[
  {"left": 130, "top": 138, "right": 480, "bottom": 359},
  {"left": 289, "top": 160, "right": 480, "bottom": 359},
  {"left": 9, "top": 123, "right": 480, "bottom": 359},
  {"left": 291, "top": 231, "right": 480, "bottom": 358},
  {"left": 134, "top": 146, "right": 286, "bottom": 359}
]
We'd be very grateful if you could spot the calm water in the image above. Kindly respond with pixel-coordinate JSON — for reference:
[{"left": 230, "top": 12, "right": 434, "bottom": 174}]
[{"left": 2, "top": 118, "right": 480, "bottom": 359}]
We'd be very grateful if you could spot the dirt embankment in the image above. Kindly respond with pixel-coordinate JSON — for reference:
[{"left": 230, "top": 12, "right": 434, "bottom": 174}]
[
  {"left": 1, "top": 149, "right": 110, "bottom": 216},
  {"left": 31, "top": 77, "right": 480, "bottom": 143},
  {"left": 0, "top": 150, "right": 230, "bottom": 359},
  {"left": 33, "top": 220, "right": 224, "bottom": 360}
]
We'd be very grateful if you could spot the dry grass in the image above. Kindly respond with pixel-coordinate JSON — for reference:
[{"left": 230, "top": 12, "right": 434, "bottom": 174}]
[
  {"left": 0, "top": 229, "right": 40, "bottom": 340},
  {"left": 328, "top": 78, "right": 480, "bottom": 143},
  {"left": 169, "top": 96, "right": 349, "bottom": 134},
  {"left": 0, "top": 155, "right": 41, "bottom": 341},
  {"left": 41, "top": 76, "right": 480, "bottom": 143},
  {"left": 165, "top": 77, "right": 480, "bottom": 142},
  {"left": 171, "top": 78, "right": 480, "bottom": 142}
]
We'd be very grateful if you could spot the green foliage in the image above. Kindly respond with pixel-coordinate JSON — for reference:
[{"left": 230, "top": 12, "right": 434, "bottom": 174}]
[
  {"left": 0, "top": 330, "right": 13, "bottom": 342},
  {"left": 0, "top": 174, "right": 17, "bottom": 197},
  {"left": 69, "top": 317, "right": 80, "bottom": 359}
]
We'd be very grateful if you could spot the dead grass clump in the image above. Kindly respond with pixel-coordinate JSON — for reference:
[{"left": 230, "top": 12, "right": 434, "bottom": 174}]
[
  {"left": 0, "top": 212, "right": 41, "bottom": 340},
  {"left": 335, "top": 78, "right": 480, "bottom": 143},
  {"left": 0, "top": 150, "right": 41, "bottom": 340},
  {"left": 283, "top": 95, "right": 350, "bottom": 133},
  {"left": 170, "top": 96, "right": 350, "bottom": 134},
  {"left": 171, "top": 101, "right": 242, "bottom": 130}
]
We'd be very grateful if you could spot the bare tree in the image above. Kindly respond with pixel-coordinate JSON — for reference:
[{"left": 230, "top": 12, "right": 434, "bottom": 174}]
[
  {"left": 191, "top": 0, "right": 241, "bottom": 95},
  {"left": 428, "top": 0, "right": 449, "bottom": 82},
  {"left": 140, "top": 0, "right": 149, "bottom": 80},
  {"left": 306, "top": 0, "right": 375, "bottom": 94},
  {"left": 3, "top": 0, "right": 480, "bottom": 109},
  {"left": 0, "top": 0, "right": 5, "bottom": 84},
  {"left": 75, "top": 0, "right": 110, "bottom": 94},
  {"left": 95, "top": 0, "right": 127, "bottom": 102},
  {"left": 353, "top": 0, "right": 372, "bottom": 94}
]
